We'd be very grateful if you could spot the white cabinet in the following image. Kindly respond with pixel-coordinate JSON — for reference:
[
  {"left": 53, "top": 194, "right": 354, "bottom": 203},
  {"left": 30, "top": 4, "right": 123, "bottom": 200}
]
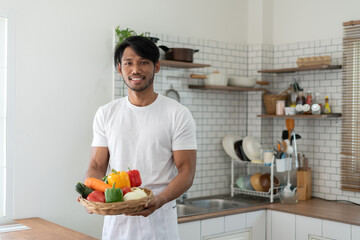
[
  {"left": 224, "top": 212, "right": 246, "bottom": 232},
  {"left": 351, "top": 225, "right": 360, "bottom": 240},
  {"left": 246, "top": 210, "right": 266, "bottom": 240},
  {"left": 269, "top": 210, "right": 296, "bottom": 240},
  {"left": 296, "top": 215, "right": 322, "bottom": 240},
  {"left": 178, "top": 221, "right": 201, "bottom": 240},
  {"left": 269, "top": 210, "right": 357, "bottom": 240},
  {"left": 201, "top": 217, "right": 225, "bottom": 237},
  {"left": 322, "top": 219, "right": 351, "bottom": 240},
  {"left": 179, "top": 210, "right": 265, "bottom": 240}
]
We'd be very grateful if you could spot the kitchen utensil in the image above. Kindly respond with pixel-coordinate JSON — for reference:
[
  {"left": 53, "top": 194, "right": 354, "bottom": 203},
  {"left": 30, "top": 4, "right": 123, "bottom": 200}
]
[
  {"left": 260, "top": 174, "right": 280, "bottom": 193},
  {"left": 290, "top": 133, "right": 302, "bottom": 145},
  {"left": 282, "top": 130, "right": 289, "bottom": 140},
  {"left": 158, "top": 45, "right": 199, "bottom": 62},
  {"left": 256, "top": 81, "right": 270, "bottom": 85},
  {"left": 191, "top": 71, "right": 228, "bottom": 86},
  {"left": 165, "top": 85, "right": 180, "bottom": 102},
  {"left": 243, "top": 175, "right": 254, "bottom": 190},
  {"left": 235, "top": 176, "right": 246, "bottom": 189},
  {"left": 293, "top": 131, "right": 299, "bottom": 169},
  {"left": 281, "top": 140, "right": 287, "bottom": 153},
  {"left": 285, "top": 118, "right": 295, "bottom": 140},
  {"left": 228, "top": 76, "right": 256, "bottom": 87},
  {"left": 222, "top": 135, "right": 242, "bottom": 161},
  {"left": 242, "top": 136, "right": 262, "bottom": 161},
  {"left": 250, "top": 173, "right": 263, "bottom": 192},
  {"left": 235, "top": 140, "right": 250, "bottom": 162}
]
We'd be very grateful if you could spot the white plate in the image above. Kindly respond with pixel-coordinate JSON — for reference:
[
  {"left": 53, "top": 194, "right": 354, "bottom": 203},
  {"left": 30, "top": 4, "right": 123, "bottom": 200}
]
[
  {"left": 242, "top": 136, "right": 262, "bottom": 161},
  {"left": 222, "top": 135, "right": 242, "bottom": 161}
]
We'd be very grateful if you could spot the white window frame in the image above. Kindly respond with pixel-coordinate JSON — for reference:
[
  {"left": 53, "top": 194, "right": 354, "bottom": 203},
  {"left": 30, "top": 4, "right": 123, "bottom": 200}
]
[{"left": 0, "top": 10, "right": 14, "bottom": 221}]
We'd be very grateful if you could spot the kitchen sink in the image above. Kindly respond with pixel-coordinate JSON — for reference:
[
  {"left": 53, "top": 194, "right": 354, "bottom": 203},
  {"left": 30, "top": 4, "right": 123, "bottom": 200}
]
[
  {"left": 177, "top": 194, "right": 271, "bottom": 217},
  {"left": 187, "top": 199, "right": 248, "bottom": 210}
]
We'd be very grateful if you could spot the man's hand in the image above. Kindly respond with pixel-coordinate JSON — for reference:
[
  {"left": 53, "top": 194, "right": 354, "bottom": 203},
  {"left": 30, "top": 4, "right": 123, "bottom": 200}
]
[{"left": 126, "top": 196, "right": 163, "bottom": 217}]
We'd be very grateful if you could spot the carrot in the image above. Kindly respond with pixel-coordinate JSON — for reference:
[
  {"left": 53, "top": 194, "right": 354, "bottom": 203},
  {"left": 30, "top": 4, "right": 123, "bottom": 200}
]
[{"left": 84, "top": 177, "right": 111, "bottom": 193}]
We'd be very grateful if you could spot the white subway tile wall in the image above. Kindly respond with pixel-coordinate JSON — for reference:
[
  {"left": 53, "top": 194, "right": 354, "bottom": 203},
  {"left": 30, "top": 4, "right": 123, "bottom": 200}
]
[{"left": 114, "top": 34, "right": 349, "bottom": 202}]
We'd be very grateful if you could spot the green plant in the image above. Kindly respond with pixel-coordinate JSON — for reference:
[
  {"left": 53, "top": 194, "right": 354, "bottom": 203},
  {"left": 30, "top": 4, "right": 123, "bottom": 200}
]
[{"left": 115, "top": 26, "right": 143, "bottom": 45}]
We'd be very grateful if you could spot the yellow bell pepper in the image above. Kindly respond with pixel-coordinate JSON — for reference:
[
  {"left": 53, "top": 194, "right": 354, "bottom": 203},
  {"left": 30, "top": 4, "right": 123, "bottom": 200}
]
[{"left": 107, "top": 169, "right": 131, "bottom": 188}]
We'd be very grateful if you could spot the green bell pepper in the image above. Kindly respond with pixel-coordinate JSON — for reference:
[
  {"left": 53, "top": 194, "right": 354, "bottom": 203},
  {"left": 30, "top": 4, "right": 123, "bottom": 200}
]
[{"left": 105, "top": 183, "right": 123, "bottom": 203}]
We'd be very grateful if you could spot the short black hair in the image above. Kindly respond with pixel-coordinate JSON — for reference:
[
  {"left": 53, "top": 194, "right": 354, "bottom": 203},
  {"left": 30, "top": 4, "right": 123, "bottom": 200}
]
[{"left": 114, "top": 36, "right": 160, "bottom": 67}]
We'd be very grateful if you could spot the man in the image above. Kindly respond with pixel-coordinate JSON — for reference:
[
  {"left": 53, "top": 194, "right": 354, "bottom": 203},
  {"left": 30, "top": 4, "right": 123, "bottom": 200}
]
[{"left": 85, "top": 36, "right": 197, "bottom": 239}]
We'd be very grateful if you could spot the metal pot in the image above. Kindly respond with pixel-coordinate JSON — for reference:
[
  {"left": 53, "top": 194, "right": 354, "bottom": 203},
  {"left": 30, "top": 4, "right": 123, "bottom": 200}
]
[{"left": 158, "top": 45, "right": 199, "bottom": 62}]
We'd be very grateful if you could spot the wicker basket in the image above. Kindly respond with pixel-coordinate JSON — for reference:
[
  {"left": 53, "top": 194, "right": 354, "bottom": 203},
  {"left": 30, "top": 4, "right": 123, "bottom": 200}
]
[
  {"left": 263, "top": 93, "right": 289, "bottom": 114},
  {"left": 79, "top": 188, "right": 153, "bottom": 215}
]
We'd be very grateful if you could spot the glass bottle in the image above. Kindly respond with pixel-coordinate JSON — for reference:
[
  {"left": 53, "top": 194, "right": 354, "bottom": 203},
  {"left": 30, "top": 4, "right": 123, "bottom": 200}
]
[
  {"left": 304, "top": 91, "right": 312, "bottom": 114},
  {"left": 324, "top": 96, "right": 331, "bottom": 114},
  {"left": 295, "top": 90, "right": 306, "bottom": 114}
]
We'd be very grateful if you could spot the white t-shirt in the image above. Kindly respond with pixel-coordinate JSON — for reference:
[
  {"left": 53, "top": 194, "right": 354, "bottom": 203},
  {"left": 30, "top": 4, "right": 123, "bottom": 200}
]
[{"left": 92, "top": 93, "right": 197, "bottom": 187}]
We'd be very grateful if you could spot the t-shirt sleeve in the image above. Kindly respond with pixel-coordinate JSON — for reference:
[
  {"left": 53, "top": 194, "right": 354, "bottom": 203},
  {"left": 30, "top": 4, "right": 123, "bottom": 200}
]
[
  {"left": 172, "top": 107, "right": 197, "bottom": 151},
  {"left": 91, "top": 107, "right": 108, "bottom": 147}
]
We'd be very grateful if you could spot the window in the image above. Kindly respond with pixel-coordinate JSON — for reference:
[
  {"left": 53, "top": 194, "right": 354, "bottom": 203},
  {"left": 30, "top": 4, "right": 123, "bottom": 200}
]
[
  {"left": 341, "top": 20, "right": 360, "bottom": 192},
  {"left": 0, "top": 11, "right": 13, "bottom": 220},
  {"left": 0, "top": 16, "right": 8, "bottom": 218}
]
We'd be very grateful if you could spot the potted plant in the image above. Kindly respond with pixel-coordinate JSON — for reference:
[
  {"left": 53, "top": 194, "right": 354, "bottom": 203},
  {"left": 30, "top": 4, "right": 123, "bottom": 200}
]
[{"left": 115, "top": 26, "right": 159, "bottom": 46}]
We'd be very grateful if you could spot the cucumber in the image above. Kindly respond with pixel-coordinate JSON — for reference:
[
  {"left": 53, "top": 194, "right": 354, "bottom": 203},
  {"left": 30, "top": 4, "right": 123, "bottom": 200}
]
[{"left": 75, "top": 182, "right": 93, "bottom": 198}]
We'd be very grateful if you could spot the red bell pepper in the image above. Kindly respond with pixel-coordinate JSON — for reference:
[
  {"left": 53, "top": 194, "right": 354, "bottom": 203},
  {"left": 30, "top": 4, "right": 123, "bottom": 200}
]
[
  {"left": 127, "top": 168, "right": 142, "bottom": 187},
  {"left": 86, "top": 190, "right": 105, "bottom": 203}
]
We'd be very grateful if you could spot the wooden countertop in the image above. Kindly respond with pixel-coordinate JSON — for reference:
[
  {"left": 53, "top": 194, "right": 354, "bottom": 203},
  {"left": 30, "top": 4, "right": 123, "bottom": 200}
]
[
  {"left": 178, "top": 198, "right": 360, "bottom": 226},
  {"left": 0, "top": 217, "right": 97, "bottom": 240}
]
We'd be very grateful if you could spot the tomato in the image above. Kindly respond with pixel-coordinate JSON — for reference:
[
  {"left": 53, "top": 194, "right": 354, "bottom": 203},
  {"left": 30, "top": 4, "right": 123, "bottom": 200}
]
[
  {"left": 86, "top": 190, "right": 105, "bottom": 203},
  {"left": 121, "top": 187, "right": 131, "bottom": 196}
]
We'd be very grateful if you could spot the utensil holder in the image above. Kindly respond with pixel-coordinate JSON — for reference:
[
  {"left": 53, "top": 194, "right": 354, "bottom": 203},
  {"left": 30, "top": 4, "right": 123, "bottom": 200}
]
[
  {"left": 297, "top": 168, "right": 312, "bottom": 200},
  {"left": 276, "top": 158, "right": 292, "bottom": 172}
]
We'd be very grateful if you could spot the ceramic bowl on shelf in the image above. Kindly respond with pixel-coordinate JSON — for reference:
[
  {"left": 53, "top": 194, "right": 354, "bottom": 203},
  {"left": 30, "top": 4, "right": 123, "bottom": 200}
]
[
  {"left": 228, "top": 76, "right": 256, "bottom": 87},
  {"left": 242, "top": 136, "right": 262, "bottom": 161},
  {"left": 222, "top": 135, "right": 242, "bottom": 161}
]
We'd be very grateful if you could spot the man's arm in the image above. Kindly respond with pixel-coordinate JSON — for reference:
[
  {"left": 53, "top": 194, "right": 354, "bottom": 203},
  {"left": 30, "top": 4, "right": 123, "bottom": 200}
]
[
  {"left": 129, "top": 149, "right": 196, "bottom": 217},
  {"left": 85, "top": 146, "right": 110, "bottom": 180}
]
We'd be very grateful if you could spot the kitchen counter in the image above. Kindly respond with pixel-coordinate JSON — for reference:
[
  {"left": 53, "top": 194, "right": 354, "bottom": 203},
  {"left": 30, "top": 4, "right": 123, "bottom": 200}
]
[
  {"left": 178, "top": 198, "right": 360, "bottom": 226},
  {"left": 0, "top": 217, "right": 97, "bottom": 240}
]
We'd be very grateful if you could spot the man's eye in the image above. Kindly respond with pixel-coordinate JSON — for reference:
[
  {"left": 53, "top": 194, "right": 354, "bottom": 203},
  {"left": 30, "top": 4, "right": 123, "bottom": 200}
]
[
  {"left": 141, "top": 61, "right": 149, "bottom": 65},
  {"left": 123, "top": 62, "right": 131, "bottom": 66}
]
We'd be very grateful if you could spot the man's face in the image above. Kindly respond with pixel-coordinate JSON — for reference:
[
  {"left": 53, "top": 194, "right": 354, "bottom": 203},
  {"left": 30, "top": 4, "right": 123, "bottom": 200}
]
[{"left": 118, "top": 47, "right": 160, "bottom": 92}]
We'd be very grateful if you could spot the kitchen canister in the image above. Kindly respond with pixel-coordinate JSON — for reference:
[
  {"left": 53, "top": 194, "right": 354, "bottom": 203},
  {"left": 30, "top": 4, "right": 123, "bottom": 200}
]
[
  {"left": 263, "top": 151, "right": 273, "bottom": 165},
  {"left": 276, "top": 100, "right": 285, "bottom": 115},
  {"left": 276, "top": 158, "right": 292, "bottom": 172}
]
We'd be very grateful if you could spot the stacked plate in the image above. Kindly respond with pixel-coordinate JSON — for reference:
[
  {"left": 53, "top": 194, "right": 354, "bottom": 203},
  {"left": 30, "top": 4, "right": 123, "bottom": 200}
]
[{"left": 222, "top": 135, "right": 262, "bottom": 163}]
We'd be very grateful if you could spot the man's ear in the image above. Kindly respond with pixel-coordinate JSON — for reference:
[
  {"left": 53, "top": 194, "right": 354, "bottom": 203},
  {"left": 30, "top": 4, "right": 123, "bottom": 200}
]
[
  {"left": 154, "top": 61, "right": 160, "bottom": 73},
  {"left": 117, "top": 63, "right": 122, "bottom": 75}
]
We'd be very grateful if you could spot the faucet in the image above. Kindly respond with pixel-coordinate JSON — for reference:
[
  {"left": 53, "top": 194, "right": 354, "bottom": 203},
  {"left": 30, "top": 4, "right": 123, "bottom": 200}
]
[{"left": 178, "top": 192, "right": 188, "bottom": 204}]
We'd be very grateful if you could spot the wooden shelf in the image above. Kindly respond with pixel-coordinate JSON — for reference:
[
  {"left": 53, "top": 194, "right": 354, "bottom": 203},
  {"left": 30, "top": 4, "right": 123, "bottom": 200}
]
[
  {"left": 257, "top": 65, "right": 342, "bottom": 73},
  {"left": 257, "top": 113, "right": 341, "bottom": 119},
  {"left": 159, "top": 60, "right": 210, "bottom": 68},
  {"left": 188, "top": 85, "right": 267, "bottom": 92}
]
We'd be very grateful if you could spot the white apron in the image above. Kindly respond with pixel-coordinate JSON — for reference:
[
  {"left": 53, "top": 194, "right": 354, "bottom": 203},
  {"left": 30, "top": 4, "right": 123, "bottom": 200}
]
[{"left": 102, "top": 186, "right": 179, "bottom": 240}]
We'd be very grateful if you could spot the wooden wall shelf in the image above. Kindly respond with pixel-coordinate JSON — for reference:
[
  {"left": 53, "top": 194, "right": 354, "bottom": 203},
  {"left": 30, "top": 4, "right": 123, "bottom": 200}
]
[
  {"left": 159, "top": 60, "right": 211, "bottom": 68},
  {"left": 257, "top": 113, "right": 341, "bottom": 119},
  {"left": 258, "top": 65, "right": 342, "bottom": 74},
  {"left": 188, "top": 85, "right": 267, "bottom": 92}
]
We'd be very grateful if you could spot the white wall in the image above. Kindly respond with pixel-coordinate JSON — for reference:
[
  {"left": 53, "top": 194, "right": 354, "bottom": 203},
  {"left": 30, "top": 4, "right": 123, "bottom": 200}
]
[
  {"left": 2, "top": 0, "right": 360, "bottom": 238},
  {"left": 1, "top": 0, "right": 248, "bottom": 238},
  {"left": 272, "top": 0, "right": 360, "bottom": 44}
]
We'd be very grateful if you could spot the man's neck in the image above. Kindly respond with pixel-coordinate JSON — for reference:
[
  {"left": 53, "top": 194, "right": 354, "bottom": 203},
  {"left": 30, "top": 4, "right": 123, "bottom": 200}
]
[{"left": 128, "top": 88, "right": 158, "bottom": 107}]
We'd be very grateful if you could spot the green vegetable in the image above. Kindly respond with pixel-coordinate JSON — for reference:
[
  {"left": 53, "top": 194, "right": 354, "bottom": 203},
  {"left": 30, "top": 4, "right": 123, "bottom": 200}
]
[
  {"left": 75, "top": 182, "right": 93, "bottom": 198},
  {"left": 105, "top": 183, "right": 123, "bottom": 203}
]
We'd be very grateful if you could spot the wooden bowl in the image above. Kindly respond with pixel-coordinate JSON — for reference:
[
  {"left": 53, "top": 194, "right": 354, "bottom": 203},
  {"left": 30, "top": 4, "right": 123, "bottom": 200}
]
[
  {"left": 260, "top": 174, "right": 280, "bottom": 193},
  {"left": 250, "top": 173, "right": 263, "bottom": 191}
]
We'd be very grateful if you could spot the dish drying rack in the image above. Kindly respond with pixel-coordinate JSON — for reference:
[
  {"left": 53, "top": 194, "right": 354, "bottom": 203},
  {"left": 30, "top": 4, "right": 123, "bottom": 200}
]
[{"left": 230, "top": 158, "right": 281, "bottom": 203}]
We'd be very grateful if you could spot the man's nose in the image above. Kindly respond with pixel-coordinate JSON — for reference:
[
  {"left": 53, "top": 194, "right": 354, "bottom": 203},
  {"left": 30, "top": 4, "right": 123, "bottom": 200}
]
[{"left": 131, "top": 63, "right": 141, "bottom": 74}]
